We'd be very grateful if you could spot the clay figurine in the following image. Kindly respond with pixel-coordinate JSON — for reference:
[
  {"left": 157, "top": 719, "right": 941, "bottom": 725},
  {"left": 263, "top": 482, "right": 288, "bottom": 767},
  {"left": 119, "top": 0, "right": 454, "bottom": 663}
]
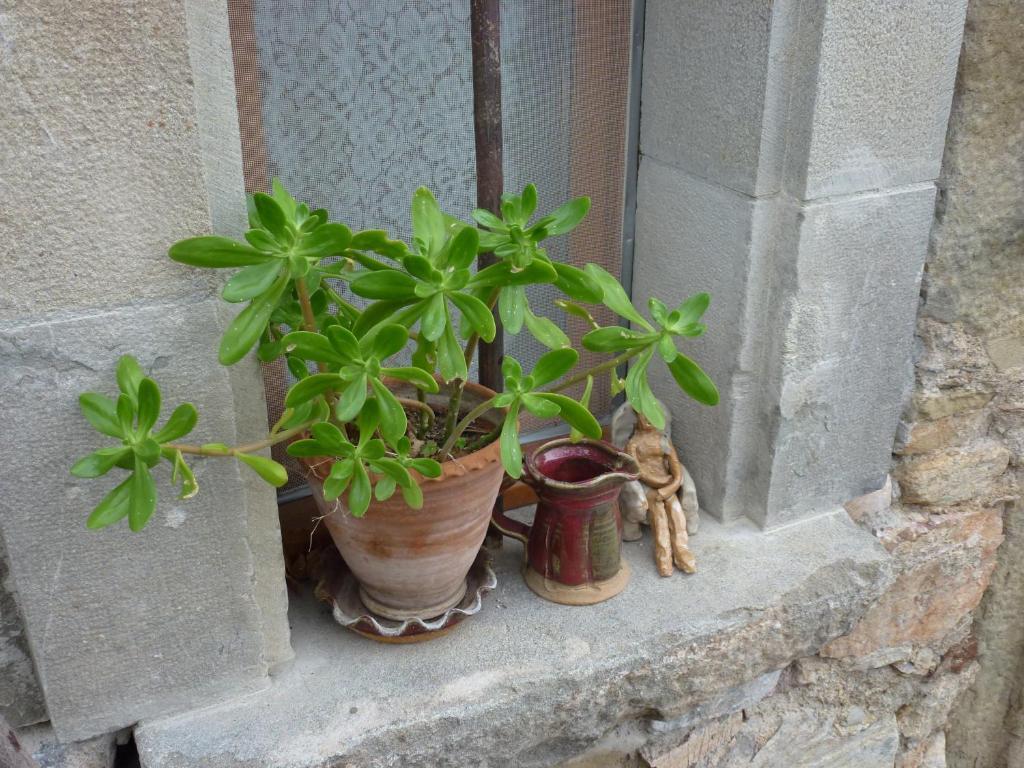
[{"left": 611, "top": 401, "right": 699, "bottom": 576}]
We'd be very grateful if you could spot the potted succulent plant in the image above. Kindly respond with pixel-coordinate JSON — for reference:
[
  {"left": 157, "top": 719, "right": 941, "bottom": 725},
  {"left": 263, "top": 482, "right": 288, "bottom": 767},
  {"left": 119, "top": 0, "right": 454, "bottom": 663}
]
[{"left": 70, "top": 181, "right": 718, "bottom": 619}]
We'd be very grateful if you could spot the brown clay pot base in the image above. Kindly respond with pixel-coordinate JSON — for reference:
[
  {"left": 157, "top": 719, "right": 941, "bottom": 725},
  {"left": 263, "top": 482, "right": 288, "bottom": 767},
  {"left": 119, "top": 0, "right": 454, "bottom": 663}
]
[
  {"left": 314, "top": 547, "right": 496, "bottom": 643},
  {"left": 522, "top": 559, "right": 631, "bottom": 606}
]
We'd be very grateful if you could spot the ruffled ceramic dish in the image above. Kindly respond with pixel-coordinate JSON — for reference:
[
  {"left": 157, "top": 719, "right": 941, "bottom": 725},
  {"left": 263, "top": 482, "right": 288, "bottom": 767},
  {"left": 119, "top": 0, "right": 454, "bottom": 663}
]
[{"left": 314, "top": 546, "right": 497, "bottom": 643}]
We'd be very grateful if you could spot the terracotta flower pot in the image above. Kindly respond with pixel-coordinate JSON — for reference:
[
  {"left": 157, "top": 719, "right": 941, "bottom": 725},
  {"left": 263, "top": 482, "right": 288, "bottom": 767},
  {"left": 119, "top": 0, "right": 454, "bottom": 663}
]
[{"left": 302, "top": 380, "right": 506, "bottom": 620}]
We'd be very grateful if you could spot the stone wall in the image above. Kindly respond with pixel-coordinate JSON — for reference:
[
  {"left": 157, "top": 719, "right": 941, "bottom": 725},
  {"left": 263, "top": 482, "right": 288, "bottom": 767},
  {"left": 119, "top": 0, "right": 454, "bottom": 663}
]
[
  {"left": 0, "top": 0, "right": 292, "bottom": 742},
  {"left": 924, "top": 0, "right": 1023, "bottom": 765},
  {"left": 563, "top": 0, "right": 1022, "bottom": 765}
]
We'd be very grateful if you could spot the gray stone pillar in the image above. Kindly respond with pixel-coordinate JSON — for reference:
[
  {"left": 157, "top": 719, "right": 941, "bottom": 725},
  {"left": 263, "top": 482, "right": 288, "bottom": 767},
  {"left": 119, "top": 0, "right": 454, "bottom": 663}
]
[
  {"left": 0, "top": 0, "right": 291, "bottom": 741},
  {"left": 633, "top": 0, "right": 969, "bottom": 527}
]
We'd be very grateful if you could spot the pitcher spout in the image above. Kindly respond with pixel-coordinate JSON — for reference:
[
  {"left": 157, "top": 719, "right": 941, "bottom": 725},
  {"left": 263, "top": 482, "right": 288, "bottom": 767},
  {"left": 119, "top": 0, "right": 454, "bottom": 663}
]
[{"left": 525, "top": 437, "right": 640, "bottom": 496}]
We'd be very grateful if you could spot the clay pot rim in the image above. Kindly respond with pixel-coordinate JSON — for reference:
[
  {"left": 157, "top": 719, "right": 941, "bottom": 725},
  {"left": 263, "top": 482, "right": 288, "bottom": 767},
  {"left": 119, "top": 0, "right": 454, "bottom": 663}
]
[
  {"left": 298, "top": 378, "right": 506, "bottom": 484},
  {"left": 525, "top": 437, "right": 640, "bottom": 493}
]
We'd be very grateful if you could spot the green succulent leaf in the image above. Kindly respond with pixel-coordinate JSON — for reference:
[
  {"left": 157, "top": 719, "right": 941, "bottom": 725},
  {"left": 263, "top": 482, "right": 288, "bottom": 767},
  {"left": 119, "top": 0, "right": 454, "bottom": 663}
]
[
  {"left": 323, "top": 460, "right": 354, "bottom": 500},
  {"left": 348, "top": 462, "right": 372, "bottom": 517},
  {"left": 245, "top": 229, "right": 279, "bottom": 252},
  {"left": 350, "top": 269, "right": 418, "bottom": 300},
  {"left": 411, "top": 187, "right": 446, "bottom": 260},
  {"left": 521, "top": 393, "right": 561, "bottom": 419},
  {"left": 325, "top": 326, "right": 362, "bottom": 361},
  {"left": 169, "top": 236, "right": 271, "bottom": 268},
  {"left": 420, "top": 293, "right": 447, "bottom": 342},
  {"left": 296, "top": 222, "right": 352, "bottom": 260},
  {"left": 523, "top": 307, "right": 569, "bottom": 349},
  {"left": 437, "top": 310, "right": 468, "bottom": 382},
  {"left": 666, "top": 353, "right": 719, "bottom": 406},
  {"left": 86, "top": 475, "right": 134, "bottom": 530},
  {"left": 582, "top": 326, "right": 656, "bottom": 353},
  {"left": 450, "top": 291, "right": 496, "bottom": 343},
  {"left": 468, "top": 259, "right": 557, "bottom": 288},
  {"left": 164, "top": 449, "right": 197, "bottom": 500},
  {"left": 218, "top": 272, "right": 290, "bottom": 365},
  {"left": 535, "top": 393, "right": 602, "bottom": 439},
  {"left": 333, "top": 374, "right": 368, "bottom": 421},
  {"left": 658, "top": 335, "right": 678, "bottom": 362},
  {"left": 116, "top": 394, "right": 135, "bottom": 436},
  {"left": 530, "top": 348, "right": 578, "bottom": 388},
  {"left": 116, "top": 356, "right": 145, "bottom": 404},
  {"left": 350, "top": 230, "right": 409, "bottom": 260},
  {"left": 674, "top": 292, "right": 711, "bottom": 328},
  {"left": 222, "top": 260, "right": 285, "bottom": 303},
  {"left": 374, "top": 475, "right": 397, "bottom": 501},
  {"left": 251, "top": 192, "right": 288, "bottom": 240},
  {"left": 282, "top": 331, "right": 347, "bottom": 366},
  {"left": 584, "top": 264, "right": 653, "bottom": 330},
  {"left": 79, "top": 393, "right": 124, "bottom": 438},
  {"left": 499, "top": 285, "right": 526, "bottom": 335},
  {"left": 269, "top": 179, "right": 297, "bottom": 218},
  {"left": 500, "top": 405, "right": 523, "bottom": 479},
  {"left": 71, "top": 446, "right": 132, "bottom": 478},
  {"left": 471, "top": 208, "right": 506, "bottom": 231},
  {"left": 568, "top": 375, "right": 594, "bottom": 443},
  {"left": 285, "top": 372, "right": 343, "bottom": 407},
  {"left": 410, "top": 459, "right": 442, "bottom": 480},
  {"left": 238, "top": 453, "right": 289, "bottom": 487},
  {"left": 520, "top": 184, "right": 538, "bottom": 221},
  {"left": 445, "top": 226, "right": 480, "bottom": 270},
  {"left": 136, "top": 378, "right": 161, "bottom": 435},
  {"left": 381, "top": 367, "right": 439, "bottom": 393},
  {"left": 555, "top": 299, "right": 600, "bottom": 329},
  {"left": 501, "top": 355, "right": 523, "bottom": 384},
  {"left": 625, "top": 347, "right": 664, "bottom": 429},
  {"left": 550, "top": 262, "right": 603, "bottom": 304},
  {"left": 369, "top": 324, "right": 410, "bottom": 360},
  {"left": 371, "top": 378, "right": 408, "bottom": 444},
  {"left": 134, "top": 437, "right": 162, "bottom": 466},
  {"left": 543, "top": 197, "right": 590, "bottom": 236},
  {"left": 128, "top": 455, "right": 157, "bottom": 532}
]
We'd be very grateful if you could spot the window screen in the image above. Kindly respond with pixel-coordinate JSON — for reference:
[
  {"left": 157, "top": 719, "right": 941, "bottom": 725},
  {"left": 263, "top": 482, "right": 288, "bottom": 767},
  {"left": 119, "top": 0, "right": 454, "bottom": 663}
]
[{"left": 226, "top": 0, "right": 636, "bottom": 492}]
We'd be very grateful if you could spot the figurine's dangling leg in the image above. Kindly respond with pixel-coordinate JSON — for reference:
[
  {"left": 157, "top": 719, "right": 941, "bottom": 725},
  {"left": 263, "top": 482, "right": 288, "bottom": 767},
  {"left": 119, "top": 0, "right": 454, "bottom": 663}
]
[
  {"left": 680, "top": 466, "right": 700, "bottom": 536},
  {"left": 647, "top": 491, "right": 674, "bottom": 577},
  {"left": 666, "top": 494, "right": 697, "bottom": 573}
]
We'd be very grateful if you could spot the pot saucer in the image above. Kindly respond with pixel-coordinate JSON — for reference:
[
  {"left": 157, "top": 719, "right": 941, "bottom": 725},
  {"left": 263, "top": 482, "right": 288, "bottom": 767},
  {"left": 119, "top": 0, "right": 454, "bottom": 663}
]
[{"left": 314, "top": 547, "right": 497, "bottom": 643}]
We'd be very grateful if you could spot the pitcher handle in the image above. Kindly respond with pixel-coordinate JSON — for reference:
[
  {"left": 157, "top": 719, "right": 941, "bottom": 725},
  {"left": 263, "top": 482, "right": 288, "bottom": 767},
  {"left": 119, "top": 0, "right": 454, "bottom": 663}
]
[
  {"left": 491, "top": 472, "right": 531, "bottom": 545},
  {"left": 491, "top": 506, "right": 530, "bottom": 546}
]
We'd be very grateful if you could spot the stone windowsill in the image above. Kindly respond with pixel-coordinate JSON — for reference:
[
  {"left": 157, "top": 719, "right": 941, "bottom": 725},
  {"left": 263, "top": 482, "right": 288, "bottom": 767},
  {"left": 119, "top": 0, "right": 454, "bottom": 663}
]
[{"left": 134, "top": 510, "right": 893, "bottom": 768}]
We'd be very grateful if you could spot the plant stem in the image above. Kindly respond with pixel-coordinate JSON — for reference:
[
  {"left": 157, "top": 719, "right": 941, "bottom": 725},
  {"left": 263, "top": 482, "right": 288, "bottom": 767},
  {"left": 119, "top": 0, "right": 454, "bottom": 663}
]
[
  {"left": 295, "top": 278, "right": 317, "bottom": 332},
  {"left": 545, "top": 349, "right": 638, "bottom": 393},
  {"left": 444, "top": 286, "right": 502, "bottom": 442},
  {"left": 415, "top": 388, "right": 430, "bottom": 439},
  {"left": 464, "top": 422, "right": 502, "bottom": 454},
  {"left": 396, "top": 397, "right": 434, "bottom": 431},
  {"left": 166, "top": 420, "right": 315, "bottom": 458},
  {"left": 294, "top": 277, "right": 327, "bottom": 374},
  {"left": 438, "top": 396, "right": 497, "bottom": 458}
]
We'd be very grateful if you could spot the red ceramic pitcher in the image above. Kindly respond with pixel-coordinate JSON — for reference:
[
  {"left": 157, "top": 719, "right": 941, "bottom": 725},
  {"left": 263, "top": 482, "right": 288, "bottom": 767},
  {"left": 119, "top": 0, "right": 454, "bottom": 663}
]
[{"left": 491, "top": 438, "right": 640, "bottom": 605}]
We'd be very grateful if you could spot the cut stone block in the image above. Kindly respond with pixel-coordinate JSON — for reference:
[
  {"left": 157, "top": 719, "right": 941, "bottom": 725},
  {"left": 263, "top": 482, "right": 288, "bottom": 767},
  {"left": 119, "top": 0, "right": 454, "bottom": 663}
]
[
  {"left": 17, "top": 722, "right": 117, "bottom": 768},
  {"left": 632, "top": 157, "right": 764, "bottom": 521},
  {"left": 0, "top": 0, "right": 222, "bottom": 325},
  {"left": 0, "top": 300, "right": 290, "bottom": 741},
  {"left": 798, "top": 0, "right": 968, "bottom": 198},
  {"left": 0, "top": 532, "right": 47, "bottom": 727},
  {"left": 762, "top": 185, "right": 938, "bottom": 525},
  {"left": 135, "top": 511, "right": 891, "bottom": 768},
  {"left": 635, "top": 163, "right": 936, "bottom": 526},
  {"left": 640, "top": 0, "right": 774, "bottom": 195}
]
